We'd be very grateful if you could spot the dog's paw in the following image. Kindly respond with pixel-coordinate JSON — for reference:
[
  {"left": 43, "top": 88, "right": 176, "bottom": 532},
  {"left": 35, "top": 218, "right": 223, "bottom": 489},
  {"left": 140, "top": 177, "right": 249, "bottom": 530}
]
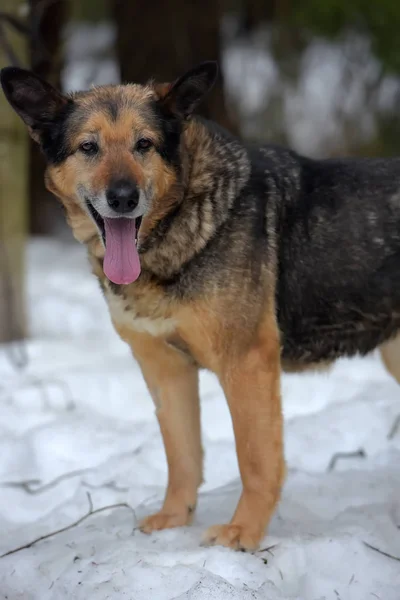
[
  {"left": 201, "top": 523, "right": 262, "bottom": 551},
  {"left": 139, "top": 509, "right": 193, "bottom": 534}
]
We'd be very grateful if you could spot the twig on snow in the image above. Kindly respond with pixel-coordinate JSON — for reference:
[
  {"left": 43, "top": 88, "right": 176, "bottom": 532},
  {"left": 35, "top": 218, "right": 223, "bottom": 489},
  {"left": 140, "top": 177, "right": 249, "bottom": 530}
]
[
  {"left": 328, "top": 448, "right": 366, "bottom": 471},
  {"left": 363, "top": 541, "right": 400, "bottom": 563},
  {"left": 1, "top": 473, "right": 130, "bottom": 495},
  {"left": 0, "top": 445, "right": 144, "bottom": 495},
  {"left": 0, "top": 478, "right": 41, "bottom": 492},
  {"left": 255, "top": 543, "right": 278, "bottom": 563},
  {"left": 0, "top": 468, "right": 91, "bottom": 494},
  {"left": 5, "top": 341, "right": 28, "bottom": 371},
  {"left": 83, "top": 480, "right": 129, "bottom": 493},
  {"left": 387, "top": 414, "right": 400, "bottom": 440},
  {"left": 257, "top": 544, "right": 277, "bottom": 556},
  {"left": 30, "top": 376, "right": 76, "bottom": 411},
  {"left": 0, "top": 492, "right": 136, "bottom": 559}
]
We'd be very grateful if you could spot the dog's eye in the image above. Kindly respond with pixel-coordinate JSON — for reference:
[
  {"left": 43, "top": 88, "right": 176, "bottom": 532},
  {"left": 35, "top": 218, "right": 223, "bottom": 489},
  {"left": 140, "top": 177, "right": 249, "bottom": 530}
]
[
  {"left": 80, "top": 141, "right": 98, "bottom": 155},
  {"left": 136, "top": 138, "right": 153, "bottom": 152}
]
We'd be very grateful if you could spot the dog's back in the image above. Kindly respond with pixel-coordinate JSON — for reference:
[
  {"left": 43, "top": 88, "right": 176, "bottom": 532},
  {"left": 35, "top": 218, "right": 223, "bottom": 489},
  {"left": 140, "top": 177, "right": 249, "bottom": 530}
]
[{"left": 266, "top": 151, "right": 400, "bottom": 363}]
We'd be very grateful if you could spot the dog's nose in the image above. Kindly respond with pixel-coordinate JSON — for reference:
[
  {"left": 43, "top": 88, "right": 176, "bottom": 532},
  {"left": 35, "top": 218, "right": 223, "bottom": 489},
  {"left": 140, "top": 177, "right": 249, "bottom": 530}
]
[{"left": 106, "top": 179, "right": 139, "bottom": 214}]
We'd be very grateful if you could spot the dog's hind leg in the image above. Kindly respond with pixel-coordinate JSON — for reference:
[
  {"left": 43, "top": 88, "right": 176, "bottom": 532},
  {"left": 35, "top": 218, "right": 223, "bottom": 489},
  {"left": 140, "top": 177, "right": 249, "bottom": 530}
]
[{"left": 380, "top": 333, "right": 400, "bottom": 385}]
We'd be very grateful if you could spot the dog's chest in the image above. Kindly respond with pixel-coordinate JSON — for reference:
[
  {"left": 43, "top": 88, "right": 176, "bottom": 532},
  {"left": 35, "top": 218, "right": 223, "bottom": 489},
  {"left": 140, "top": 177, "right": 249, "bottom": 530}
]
[{"left": 104, "top": 283, "right": 177, "bottom": 337}]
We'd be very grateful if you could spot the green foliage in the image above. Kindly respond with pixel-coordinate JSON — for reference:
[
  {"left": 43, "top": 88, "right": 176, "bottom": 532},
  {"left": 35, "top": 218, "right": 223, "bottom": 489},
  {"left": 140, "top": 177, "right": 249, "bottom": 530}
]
[
  {"left": 71, "top": 0, "right": 109, "bottom": 22},
  {"left": 290, "top": 0, "right": 400, "bottom": 73}
]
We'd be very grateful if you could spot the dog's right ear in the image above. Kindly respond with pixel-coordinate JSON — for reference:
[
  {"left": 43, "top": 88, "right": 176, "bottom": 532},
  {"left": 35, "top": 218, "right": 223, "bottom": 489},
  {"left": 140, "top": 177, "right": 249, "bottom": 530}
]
[
  {"left": 0, "top": 67, "right": 69, "bottom": 142},
  {"left": 157, "top": 62, "right": 218, "bottom": 120}
]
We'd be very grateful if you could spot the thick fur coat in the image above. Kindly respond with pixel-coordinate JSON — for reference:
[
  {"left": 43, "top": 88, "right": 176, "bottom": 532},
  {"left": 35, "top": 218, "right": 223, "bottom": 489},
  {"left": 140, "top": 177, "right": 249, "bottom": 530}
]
[{"left": 2, "top": 62, "right": 400, "bottom": 550}]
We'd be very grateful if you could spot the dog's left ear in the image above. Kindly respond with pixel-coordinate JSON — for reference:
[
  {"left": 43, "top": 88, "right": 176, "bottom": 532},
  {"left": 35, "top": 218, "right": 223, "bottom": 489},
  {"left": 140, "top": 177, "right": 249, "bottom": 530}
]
[
  {"left": 158, "top": 61, "right": 218, "bottom": 119},
  {"left": 0, "top": 66, "right": 70, "bottom": 142}
]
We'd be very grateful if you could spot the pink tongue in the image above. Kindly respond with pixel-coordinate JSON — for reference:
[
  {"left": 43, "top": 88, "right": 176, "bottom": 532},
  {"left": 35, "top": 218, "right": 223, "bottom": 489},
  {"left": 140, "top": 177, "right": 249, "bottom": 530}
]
[{"left": 103, "top": 218, "right": 141, "bottom": 285}]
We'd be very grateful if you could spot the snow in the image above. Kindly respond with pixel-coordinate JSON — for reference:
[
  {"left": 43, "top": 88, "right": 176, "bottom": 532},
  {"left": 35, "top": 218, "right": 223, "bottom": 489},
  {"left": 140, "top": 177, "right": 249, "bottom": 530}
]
[
  {"left": 1, "top": 237, "right": 400, "bottom": 599},
  {"left": 62, "top": 23, "right": 119, "bottom": 92},
  {"left": 222, "top": 28, "right": 400, "bottom": 156}
]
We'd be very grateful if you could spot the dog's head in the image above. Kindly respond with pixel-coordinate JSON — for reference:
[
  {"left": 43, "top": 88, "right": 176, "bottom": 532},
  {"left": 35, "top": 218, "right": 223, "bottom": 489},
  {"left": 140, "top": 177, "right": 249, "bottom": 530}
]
[{"left": 0, "top": 62, "right": 217, "bottom": 284}]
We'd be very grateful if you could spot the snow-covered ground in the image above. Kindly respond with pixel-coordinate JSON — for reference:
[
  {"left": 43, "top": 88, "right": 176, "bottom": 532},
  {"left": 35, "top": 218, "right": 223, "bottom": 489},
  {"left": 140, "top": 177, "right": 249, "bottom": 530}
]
[{"left": 1, "top": 238, "right": 400, "bottom": 599}]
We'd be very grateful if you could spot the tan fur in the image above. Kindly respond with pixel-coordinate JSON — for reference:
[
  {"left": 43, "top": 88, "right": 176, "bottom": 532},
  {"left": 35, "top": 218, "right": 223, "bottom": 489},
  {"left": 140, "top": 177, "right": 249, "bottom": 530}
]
[
  {"left": 25, "top": 77, "right": 283, "bottom": 550},
  {"left": 45, "top": 86, "right": 180, "bottom": 246},
  {"left": 4, "top": 65, "right": 400, "bottom": 553},
  {"left": 89, "top": 254, "right": 178, "bottom": 329},
  {"left": 202, "top": 309, "right": 284, "bottom": 549},
  {"left": 381, "top": 334, "right": 400, "bottom": 384},
  {"left": 116, "top": 329, "right": 202, "bottom": 532},
  {"left": 107, "top": 290, "right": 177, "bottom": 336},
  {"left": 111, "top": 285, "right": 284, "bottom": 549}
]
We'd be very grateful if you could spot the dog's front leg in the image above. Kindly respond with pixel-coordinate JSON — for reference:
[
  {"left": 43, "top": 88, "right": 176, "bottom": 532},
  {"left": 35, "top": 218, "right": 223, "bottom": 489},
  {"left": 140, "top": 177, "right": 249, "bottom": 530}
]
[
  {"left": 203, "top": 321, "right": 284, "bottom": 550},
  {"left": 124, "top": 331, "right": 202, "bottom": 532}
]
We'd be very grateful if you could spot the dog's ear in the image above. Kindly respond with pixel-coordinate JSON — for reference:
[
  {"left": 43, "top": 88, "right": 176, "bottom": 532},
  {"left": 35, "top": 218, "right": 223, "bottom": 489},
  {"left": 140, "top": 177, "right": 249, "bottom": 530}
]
[
  {"left": 0, "top": 67, "right": 69, "bottom": 142},
  {"left": 158, "top": 61, "right": 218, "bottom": 119}
]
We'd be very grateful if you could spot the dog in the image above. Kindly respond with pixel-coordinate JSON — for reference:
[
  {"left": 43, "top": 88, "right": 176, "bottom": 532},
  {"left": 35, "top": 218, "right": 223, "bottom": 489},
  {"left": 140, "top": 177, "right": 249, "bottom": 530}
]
[{"left": 2, "top": 61, "right": 400, "bottom": 551}]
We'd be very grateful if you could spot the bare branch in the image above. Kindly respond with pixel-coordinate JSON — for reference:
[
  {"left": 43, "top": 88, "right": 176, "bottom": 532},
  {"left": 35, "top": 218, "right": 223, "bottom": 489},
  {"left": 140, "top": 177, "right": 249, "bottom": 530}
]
[
  {"left": 0, "top": 12, "right": 30, "bottom": 36},
  {"left": 1, "top": 468, "right": 91, "bottom": 495},
  {"left": 0, "top": 444, "right": 145, "bottom": 496},
  {"left": 1, "top": 472, "right": 130, "bottom": 495},
  {"left": 0, "top": 492, "right": 136, "bottom": 559},
  {"left": 30, "top": 376, "right": 76, "bottom": 410},
  {"left": 328, "top": 448, "right": 366, "bottom": 471},
  {"left": 387, "top": 414, "right": 400, "bottom": 440},
  {"left": 0, "top": 21, "right": 22, "bottom": 68},
  {"left": 83, "top": 480, "right": 129, "bottom": 493},
  {"left": 256, "top": 544, "right": 278, "bottom": 555},
  {"left": 363, "top": 541, "right": 400, "bottom": 563},
  {"left": 29, "top": 0, "right": 67, "bottom": 64}
]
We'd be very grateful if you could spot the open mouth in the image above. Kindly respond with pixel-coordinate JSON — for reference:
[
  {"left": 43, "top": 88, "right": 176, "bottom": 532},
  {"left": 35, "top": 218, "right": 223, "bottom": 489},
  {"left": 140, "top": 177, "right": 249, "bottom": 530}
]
[
  {"left": 86, "top": 200, "right": 143, "bottom": 285},
  {"left": 86, "top": 201, "right": 142, "bottom": 245}
]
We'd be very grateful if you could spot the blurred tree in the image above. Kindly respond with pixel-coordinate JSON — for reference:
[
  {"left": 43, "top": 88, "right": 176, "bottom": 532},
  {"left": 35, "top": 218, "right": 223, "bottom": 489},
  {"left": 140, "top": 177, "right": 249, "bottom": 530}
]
[
  {"left": 71, "top": 0, "right": 108, "bottom": 21},
  {"left": 286, "top": 0, "right": 400, "bottom": 156},
  {"left": 29, "top": 0, "right": 68, "bottom": 235},
  {"left": 244, "top": 0, "right": 274, "bottom": 31},
  {"left": 227, "top": 0, "right": 400, "bottom": 157},
  {"left": 291, "top": 0, "right": 400, "bottom": 73},
  {"left": 112, "top": 0, "right": 238, "bottom": 134},
  {"left": 0, "top": 0, "right": 28, "bottom": 343}
]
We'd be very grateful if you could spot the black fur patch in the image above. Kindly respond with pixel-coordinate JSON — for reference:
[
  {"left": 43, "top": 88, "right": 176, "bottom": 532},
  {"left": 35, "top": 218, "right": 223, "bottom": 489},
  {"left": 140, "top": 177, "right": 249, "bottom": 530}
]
[
  {"left": 276, "top": 155, "right": 400, "bottom": 362},
  {"left": 39, "top": 101, "right": 75, "bottom": 164},
  {"left": 152, "top": 99, "right": 183, "bottom": 168},
  {"left": 102, "top": 97, "right": 119, "bottom": 122},
  {"left": 7, "top": 67, "right": 400, "bottom": 368},
  {"left": 138, "top": 120, "right": 400, "bottom": 365}
]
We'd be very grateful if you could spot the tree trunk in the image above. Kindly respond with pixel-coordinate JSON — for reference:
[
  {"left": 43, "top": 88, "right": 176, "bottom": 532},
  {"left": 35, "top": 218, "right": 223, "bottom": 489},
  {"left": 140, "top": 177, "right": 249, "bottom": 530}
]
[
  {"left": 28, "top": 0, "right": 68, "bottom": 235},
  {"left": 0, "top": 0, "right": 28, "bottom": 342},
  {"left": 112, "top": 0, "right": 238, "bottom": 134},
  {"left": 244, "top": 0, "right": 276, "bottom": 31}
]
